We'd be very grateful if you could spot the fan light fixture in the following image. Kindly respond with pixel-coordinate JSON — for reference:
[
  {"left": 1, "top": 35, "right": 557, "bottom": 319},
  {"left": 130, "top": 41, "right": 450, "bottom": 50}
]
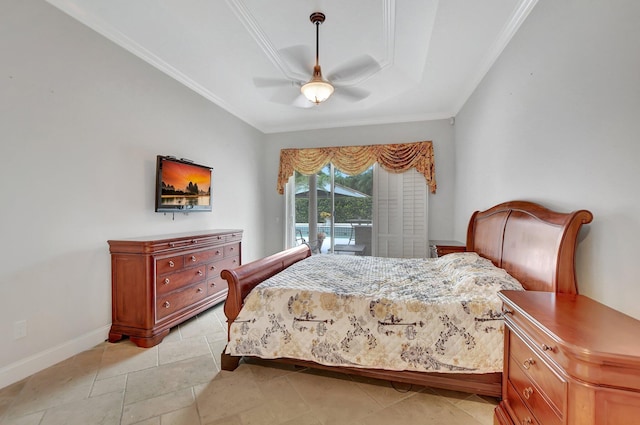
[
  {"left": 301, "top": 66, "right": 334, "bottom": 104},
  {"left": 301, "top": 12, "right": 334, "bottom": 104}
]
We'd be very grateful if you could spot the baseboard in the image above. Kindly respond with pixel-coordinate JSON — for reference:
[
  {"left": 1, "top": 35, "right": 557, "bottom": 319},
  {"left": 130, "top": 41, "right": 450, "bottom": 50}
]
[{"left": 0, "top": 325, "right": 111, "bottom": 390}]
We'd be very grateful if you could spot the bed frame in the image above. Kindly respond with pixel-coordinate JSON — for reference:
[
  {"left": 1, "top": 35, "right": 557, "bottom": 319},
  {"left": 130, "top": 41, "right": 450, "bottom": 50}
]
[{"left": 220, "top": 201, "right": 592, "bottom": 397}]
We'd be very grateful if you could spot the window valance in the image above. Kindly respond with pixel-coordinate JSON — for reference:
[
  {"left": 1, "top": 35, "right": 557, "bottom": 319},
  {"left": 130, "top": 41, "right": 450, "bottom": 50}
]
[{"left": 277, "top": 141, "right": 436, "bottom": 194}]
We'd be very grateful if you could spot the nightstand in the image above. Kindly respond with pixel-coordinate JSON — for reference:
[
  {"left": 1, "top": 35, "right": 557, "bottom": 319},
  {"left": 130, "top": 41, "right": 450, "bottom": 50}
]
[
  {"left": 429, "top": 240, "right": 465, "bottom": 258},
  {"left": 495, "top": 290, "right": 640, "bottom": 425}
]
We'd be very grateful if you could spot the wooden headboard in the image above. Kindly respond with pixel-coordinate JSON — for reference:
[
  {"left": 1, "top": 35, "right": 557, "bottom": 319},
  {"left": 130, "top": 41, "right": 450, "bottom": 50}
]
[{"left": 466, "top": 201, "right": 592, "bottom": 294}]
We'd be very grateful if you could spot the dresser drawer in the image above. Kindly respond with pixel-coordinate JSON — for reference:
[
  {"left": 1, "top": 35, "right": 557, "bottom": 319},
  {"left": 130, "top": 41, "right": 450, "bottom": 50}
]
[
  {"left": 156, "top": 283, "right": 208, "bottom": 320},
  {"left": 225, "top": 232, "right": 242, "bottom": 243},
  {"left": 504, "top": 305, "right": 563, "bottom": 367},
  {"left": 156, "top": 255, "right": 184, "bottom": 275},
  {"left": 509, "top": 331, "right": 566, "bottom": 414},
  {"left": 184, "top": 247, "right": 223, "bottom": 267},
  {"left": 224, "top": 243, "right": 239, "bottom": 257},
  {"left": 509, "top": 355, "right": 562, "bottom": 425},
  {"left": 207, "top": 255, "right": 240, "bottom": 278},
  {"left": 506, "top": 381, "right": 540, "bottom": 425},
  {"left": 157, "top": 266, "right": 207, "bottom": 295},
  {"left": 207, "top": 275, "right": 228, "bottom": 297}
]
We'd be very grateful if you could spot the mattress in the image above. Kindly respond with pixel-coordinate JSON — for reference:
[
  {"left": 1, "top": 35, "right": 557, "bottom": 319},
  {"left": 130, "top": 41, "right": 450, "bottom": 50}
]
[{"left": 226, "top": 252, "right": 524, "bottom": 374}]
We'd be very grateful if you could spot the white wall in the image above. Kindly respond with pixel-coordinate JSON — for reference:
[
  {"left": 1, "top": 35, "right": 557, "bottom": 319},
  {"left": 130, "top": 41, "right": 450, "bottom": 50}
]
[
  {"left": 454, "top": 1, "right": 640, "bottom": 318},
  {"left": 262, "top": 120, "right": 456, "bottom": 255},
  {"left": 0, "top": 0, "right": 265, "bottom": 388}
]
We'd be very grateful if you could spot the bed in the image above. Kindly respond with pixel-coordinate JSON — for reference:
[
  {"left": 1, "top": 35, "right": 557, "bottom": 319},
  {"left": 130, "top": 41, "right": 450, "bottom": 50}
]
[{"left": 220, "top": 201, "right": 592, "bottom": 397}]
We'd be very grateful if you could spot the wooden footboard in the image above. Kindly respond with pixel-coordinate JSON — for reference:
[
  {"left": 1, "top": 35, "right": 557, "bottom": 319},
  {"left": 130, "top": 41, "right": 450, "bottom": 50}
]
[
  {"left": 220, "top": 244, "right": 311, "bottom": 370},
  {"left": 221, "top": 244, "right": 311, "bottom": 328}
]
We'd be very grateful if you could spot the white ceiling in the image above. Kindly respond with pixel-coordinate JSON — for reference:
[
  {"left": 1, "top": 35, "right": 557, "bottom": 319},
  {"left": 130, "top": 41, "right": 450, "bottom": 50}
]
[{"left": 46, "top": 0, "right": 537, "bottom": 134}]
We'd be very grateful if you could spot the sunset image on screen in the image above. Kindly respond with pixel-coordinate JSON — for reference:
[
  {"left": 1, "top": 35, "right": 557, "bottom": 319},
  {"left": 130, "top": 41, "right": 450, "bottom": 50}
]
[
  {"left": 162, "top": 160, "right": 210, "bottom": 193},
  {"left": 159, "top": 159, "right": 212, "bottom": 209}
]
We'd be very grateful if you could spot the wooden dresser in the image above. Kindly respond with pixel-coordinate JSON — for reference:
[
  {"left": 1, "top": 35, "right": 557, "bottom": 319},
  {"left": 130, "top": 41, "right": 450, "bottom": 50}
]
[
  {"left": 495, "top": 290, "right": 640, "bottom": 425},
  {"left": 108, "top": 229, "right": 242, "bottom": 348}
]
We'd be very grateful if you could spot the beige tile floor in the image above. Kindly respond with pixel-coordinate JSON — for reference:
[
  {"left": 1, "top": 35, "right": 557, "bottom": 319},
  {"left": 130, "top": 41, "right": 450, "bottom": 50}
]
[{"left": 0, "top": 304, "right": 498, "bottom": 425}]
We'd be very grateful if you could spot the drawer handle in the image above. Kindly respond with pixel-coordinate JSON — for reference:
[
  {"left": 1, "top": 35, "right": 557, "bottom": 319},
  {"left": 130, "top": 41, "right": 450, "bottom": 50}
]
[
  {"left": 163, "top": 301, "right": 170, "bottom": 308},
  {"left": 190, "top": 255, "right": 197, "bottom": 262},
  {"left": 169, "top": 242, "right": 175, "bottom": 248},
  {"left": 210, "top": 265, "right": 216, "bottom": 271},
  {"left": 197, "top": 270, "right": 203, "bottom": 276},
  {"left": 521, "top": 418, "right": 533, "bottom": 425},
  {"left": 542, "top": 344, "right": 555, "bottom": 352},
  {"left": 232, "top": 259, "right": 237, "bottom": 264},
  {"left": 210, "top": 282, "right": 215, "bottom": 288},
  {"left": 523, "top": 358, "right": 535, "bottom": 369},
  {"left": 192, "top": 239, "right": 198, "bottom": 244},
  {"left": 216, "top": 250, "right": 222, "bottom": 255},
  {"left": 168, "top": 260, "right": 174, "bottom": 268},
  {"left": 164, "top": 278, "right": 170, "bottom": 285},
  {"left": 229, "top": 247, "right": 234, "bottom": 251},
  {"left": 522, "top": 386, "right": 534, "bottom": 400},
  {"left": 197, "top": 287, "right": 203, "bottom": 293}
]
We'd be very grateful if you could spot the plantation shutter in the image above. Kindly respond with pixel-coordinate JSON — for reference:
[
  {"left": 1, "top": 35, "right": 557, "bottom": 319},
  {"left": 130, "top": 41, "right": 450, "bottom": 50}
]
[{"left": 373, "top": 165, "right": 429, "bottom": 258}]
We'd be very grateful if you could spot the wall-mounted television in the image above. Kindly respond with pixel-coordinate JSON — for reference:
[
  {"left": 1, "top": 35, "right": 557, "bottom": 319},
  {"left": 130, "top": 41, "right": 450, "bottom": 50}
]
[{"left": 155, "top": 155, "right": 212, "bottom": 213}]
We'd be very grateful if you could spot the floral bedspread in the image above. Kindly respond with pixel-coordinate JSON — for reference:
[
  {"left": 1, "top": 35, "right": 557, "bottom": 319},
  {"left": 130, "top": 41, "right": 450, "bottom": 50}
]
[{"left": 226, "top": 252, "right": 524, "bottom": 374}]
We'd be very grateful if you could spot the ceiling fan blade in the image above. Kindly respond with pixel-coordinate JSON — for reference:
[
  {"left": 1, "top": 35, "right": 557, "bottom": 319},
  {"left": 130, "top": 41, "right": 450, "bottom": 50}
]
[
  {"left": 253, "top": 77, "right": 297, "bottom": 89},
  {"left": 279, "top": 45, "right": 314, "bottom": 75},
  {"left": 269, "top": 88, "right": 300, "bottom": 104},
  {"left": 335, "top": 86, "right": 370, "bottom": 102},
  {"left": 327, "top": 54, "right": 381, "bottom": 85},
  {"left": 269, "top": 89, "right": 314, "bottom": 108}
]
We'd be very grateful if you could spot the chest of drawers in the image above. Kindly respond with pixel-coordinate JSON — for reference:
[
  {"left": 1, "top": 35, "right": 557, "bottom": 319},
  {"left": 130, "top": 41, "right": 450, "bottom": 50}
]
[
  {"left": 495, "top": 290, "right": 640, "bottom": 425},
  {"left": 108, "top": 229, "right": 242, "bottom": 347}
]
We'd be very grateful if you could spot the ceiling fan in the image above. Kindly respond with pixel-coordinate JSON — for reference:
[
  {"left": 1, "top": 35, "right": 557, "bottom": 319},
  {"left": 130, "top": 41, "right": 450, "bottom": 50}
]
[{"left": 254, "top": 12, "right": 381, "bottom": 108}]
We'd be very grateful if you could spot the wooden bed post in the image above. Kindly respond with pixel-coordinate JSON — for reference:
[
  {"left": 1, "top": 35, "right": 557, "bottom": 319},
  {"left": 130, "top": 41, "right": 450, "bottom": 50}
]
[{"left": 221, "top": 350, "right": 241, "bottom": 371}]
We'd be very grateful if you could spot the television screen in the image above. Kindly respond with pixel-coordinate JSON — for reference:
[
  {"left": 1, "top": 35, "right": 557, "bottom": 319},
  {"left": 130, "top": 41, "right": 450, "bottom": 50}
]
[{"left": 155, "top": 155, "right": 212, "bottom": 212}]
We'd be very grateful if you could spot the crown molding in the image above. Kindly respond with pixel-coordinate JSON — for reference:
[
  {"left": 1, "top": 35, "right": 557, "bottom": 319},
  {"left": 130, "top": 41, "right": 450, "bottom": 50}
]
[
  {"left": 260, "top": 110, "right": 452, "bottom": 134},
  {"left": 45, "top": 0, "right": 260, "bottom": 128}
]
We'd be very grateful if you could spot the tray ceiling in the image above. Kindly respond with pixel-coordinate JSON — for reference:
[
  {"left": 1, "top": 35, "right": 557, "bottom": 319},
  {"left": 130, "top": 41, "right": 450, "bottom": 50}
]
[{"left": 46, "top": 0, "right": 538, "bottom": 133}]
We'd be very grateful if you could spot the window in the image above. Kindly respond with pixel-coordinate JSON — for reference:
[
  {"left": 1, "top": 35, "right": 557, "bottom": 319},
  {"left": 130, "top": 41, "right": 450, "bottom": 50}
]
[
  {"left": 279, "top": 141, "right": 435, "bottom": 258},
  {"left": 289, "top": 164, "right": 373, "bottom": 255},
  {"left": 286, "top": 164, "right": 428, "bottom": 258}
]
